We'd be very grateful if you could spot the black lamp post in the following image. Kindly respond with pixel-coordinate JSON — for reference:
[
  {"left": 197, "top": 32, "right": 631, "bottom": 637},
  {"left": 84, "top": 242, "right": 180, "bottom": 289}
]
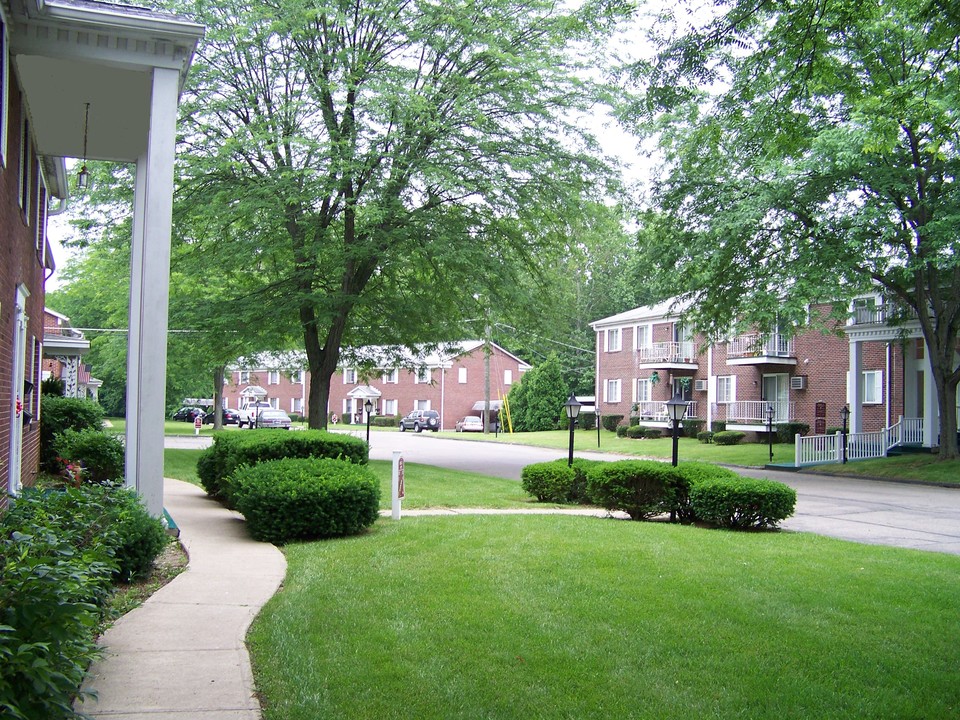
[
  {"left": 840, "top": 404, "right": 850, "bottom": 464},
  {"left": 665, "top": 393, "right": 688, "bottom": 467},
  {"left": 766, "top": 403, "right": 776, "bottom": 462},
  {"left": 364, "top": 398, "right": 374, "bottom": 446},
  {"left": 564, "top": 393, "right": 582, "bottom": 467}
]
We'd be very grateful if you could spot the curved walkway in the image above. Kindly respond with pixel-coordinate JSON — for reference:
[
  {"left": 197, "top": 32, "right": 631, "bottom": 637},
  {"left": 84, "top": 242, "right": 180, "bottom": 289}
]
[{"left": 75, "top": 479, "right": 286, "bottom": 719}]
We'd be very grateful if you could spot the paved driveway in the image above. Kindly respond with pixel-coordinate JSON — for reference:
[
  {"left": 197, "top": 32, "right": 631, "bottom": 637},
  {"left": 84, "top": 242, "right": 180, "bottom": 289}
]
[{"left": 166, "top": 431, "right": 960, "bottom": 555}]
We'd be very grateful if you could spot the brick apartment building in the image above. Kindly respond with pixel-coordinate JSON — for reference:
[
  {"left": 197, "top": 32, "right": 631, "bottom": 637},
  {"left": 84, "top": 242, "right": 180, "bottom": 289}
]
[
  {"left": 41, "top": 309, "right": 100, "bottom": 400},
  {"left": 591, "top": 295, "right": 950, "bottom": 446},
  {"left": 222, "top": 341, "right": 532, "bottom": 431}
]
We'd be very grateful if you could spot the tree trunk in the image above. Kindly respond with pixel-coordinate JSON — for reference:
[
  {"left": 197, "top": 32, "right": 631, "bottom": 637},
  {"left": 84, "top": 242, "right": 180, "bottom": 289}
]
[
  {"left": 212, "top": 364, "right": 226, "bottom": 431},
  {"left": 931, "top": 364, "right": 959, "bottom": 460}
]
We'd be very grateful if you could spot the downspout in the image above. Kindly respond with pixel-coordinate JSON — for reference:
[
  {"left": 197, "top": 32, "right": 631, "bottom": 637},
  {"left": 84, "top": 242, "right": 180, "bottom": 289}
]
[{"left": 886, "top": 342, "right": 891, "bottom": 428}]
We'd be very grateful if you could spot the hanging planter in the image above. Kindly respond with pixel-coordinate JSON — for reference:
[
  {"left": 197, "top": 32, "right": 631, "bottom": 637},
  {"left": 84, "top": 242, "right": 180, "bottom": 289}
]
[{"left": 650, "top": 371, "right": 660, "bottom": 386}]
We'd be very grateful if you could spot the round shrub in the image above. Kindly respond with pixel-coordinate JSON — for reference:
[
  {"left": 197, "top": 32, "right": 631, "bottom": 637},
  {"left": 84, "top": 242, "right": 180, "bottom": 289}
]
[
  {"left": 643, "top": 428, "right": 663, "bottom": 439},
  {"left": 712, "top": 421, "right": 727, "bottom": 433},
  {"left": 616, "top": 424, "right": 629, "bottom": 438},
  {"left": 625, "top": 425, "right": 645, "bottom": 439},
  {"left": 39, "top": 396, "right": 106, "bottom": 471},
  {"left": 577, "top": 412, "right": 597, "bottom": 431},
  {"left": 777, "top": 422, "right": 810, "bottom": 444},
  {"left": 601, "top": 414, "right": 624, "bottom": 432},
  {"left": 521, "top": 461, "right": 575, "bottom": 502},
  {"left": 671, "top": 462, "right": 743, "bottom": 521},
  {"left": 586, "top": 460, "right": 679, "bottom": 520},
  {"left": 52, "top": 428, "right": 125, "bottom": 484},
  {"left": 689, "top": 476, "right": 797, "bottom": 529},
  {"left": 697, "top": 431, "right": 714, "bottom": 444},
  {"left": 713, "top": 430, "right": 746, "bottom": 446},
  {"left": 683, "top": 418, "right": 706, "bottom": 438},
  {"left": 232, "top": 458, "right": 380, "bottom": 544},
  {"left": 107, "top": 488, "right": 170, "bottom": 582}
]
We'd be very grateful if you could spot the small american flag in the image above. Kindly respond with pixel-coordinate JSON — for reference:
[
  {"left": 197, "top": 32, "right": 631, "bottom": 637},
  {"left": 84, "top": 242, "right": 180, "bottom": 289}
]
[{"left": 78, "top": 364, "right": 91, "bottom": 385}]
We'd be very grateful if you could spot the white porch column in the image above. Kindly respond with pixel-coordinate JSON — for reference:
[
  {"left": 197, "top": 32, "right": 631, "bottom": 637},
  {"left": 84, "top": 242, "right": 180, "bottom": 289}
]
[
  {"left": 849, "top": 340, "right": 864, "bottom": 433},
  {"left": 125, "top": 67, "right": 179, "bottom": 517},
  {"left": 923, "top": 350, "right": 939, "bottom": 448}
]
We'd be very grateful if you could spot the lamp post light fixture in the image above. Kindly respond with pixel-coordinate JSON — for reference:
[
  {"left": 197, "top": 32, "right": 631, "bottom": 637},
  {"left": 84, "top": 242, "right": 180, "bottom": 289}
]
[
  {"left": 766, "top": 404, "right": 776, "bottom": 463},
  {"left": 564, "top": 393, "right": 582, "bottom": 467},
  {"left": 840, "top": 404, "right": 850, "bottom": 464},
  {"left": 665, "top": 393, "right": 688, "bottom": 468},
  {"left": 364, "top": 398, "right": 374, "bottom": 446}
]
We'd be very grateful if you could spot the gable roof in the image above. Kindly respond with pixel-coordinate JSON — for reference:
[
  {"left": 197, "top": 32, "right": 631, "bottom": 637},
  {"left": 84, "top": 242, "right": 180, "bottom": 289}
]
[{"left": 590, "top": 297, "right": 692, "bottom": 330}]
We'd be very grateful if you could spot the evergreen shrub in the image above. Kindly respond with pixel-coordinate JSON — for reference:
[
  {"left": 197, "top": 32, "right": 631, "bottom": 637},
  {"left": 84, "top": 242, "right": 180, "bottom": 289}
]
[
  {"left": 690, "top": 476, "right": 797, "bottom": 529},
  {"left": 697, "top": 431, "right": 714, "bottom": 444},
  {"left": 616, "top": 424, "right": 628, "bottom": 438},
  {"left": 713, "top": 430, "right": 746, "bottom": 446},
  {"left": 643, "top": 428, "right": 663, "bottom": 439},
  {"left": 671, "top": 462, "right": 742, "bottom": 522},
  {"left": 52, "top": 428, "right": 125, "bottom": 484},
  {"left": 586, "top": 460, "right": 678, "bottom": 520},
  {"left": 521, "top": 461, "right": 575, "bottom": 503},
  {"left": 601, "top": 414, "right": 624, "bottom": 432},
  {"left": 231, "top": 458, "right": 380, "bottom": 544},
  {"left": 625, "top": 425, "right": 645, "bottom": 439},
  {"left": 776, "top": 422, "right": 810, "bottom": 443},
  {"left": 39, "top": 396, "right": 105, "bottom": 470},
  {"left": 683, "top": 419, "right": 706, "bottom": 437}
]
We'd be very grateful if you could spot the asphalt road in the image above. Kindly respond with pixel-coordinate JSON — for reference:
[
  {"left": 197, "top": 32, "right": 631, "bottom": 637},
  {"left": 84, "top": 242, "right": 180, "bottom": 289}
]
[{"left": 167, "top": 430, "right": 960, "bottom": 555}]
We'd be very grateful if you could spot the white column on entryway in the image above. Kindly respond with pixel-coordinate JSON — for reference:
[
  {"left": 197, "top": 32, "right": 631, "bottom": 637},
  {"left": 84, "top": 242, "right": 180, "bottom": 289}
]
[
  {"left": 923, "top": 348, "right": 939, "bottom": 448},
  {"left": 125, "top": 67, "right": 179, "bottom": 517},
  {"left": 849, "top": 340, "right": 863, "bottom": 433}
]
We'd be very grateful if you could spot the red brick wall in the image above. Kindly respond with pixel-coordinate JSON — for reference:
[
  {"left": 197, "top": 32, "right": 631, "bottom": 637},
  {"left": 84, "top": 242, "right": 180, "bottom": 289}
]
[{"left": 1, "top": 86, "right": 48, "bottom": 496}]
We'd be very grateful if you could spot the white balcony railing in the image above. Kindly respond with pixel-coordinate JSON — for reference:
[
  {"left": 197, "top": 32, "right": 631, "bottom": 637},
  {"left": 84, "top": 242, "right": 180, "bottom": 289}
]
[
  {"left": 633, "top": 400, "right": 699, "bottom": 421},
  {"left": 727, "top": 334, "right": 794, "bottom": 358},
  {"left": 852, "top": 305, "right": 886, "bottom": 325},
  {"left": 794, "top": 417, "right": 924, "bottom": 467},
  {"left": 726, "top": 400, "right": 794, "bottom": 424},
  {"left": 636, "top": 341, "right": 697, "bottom": 365}
]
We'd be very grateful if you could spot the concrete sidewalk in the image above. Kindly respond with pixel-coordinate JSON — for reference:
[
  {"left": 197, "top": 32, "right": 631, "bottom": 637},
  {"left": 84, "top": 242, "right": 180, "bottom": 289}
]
[{"left": 76, "top": 479, "right": 286, "bottom": 720}]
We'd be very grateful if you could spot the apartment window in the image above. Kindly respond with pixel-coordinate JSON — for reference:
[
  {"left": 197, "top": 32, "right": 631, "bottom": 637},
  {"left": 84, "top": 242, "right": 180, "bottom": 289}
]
[
  {"left": 717, "top": 376, "right": 735, "bottom": 404},
  {"left": 267, "top": 370, "right": 280, "bottom": 385},
  {"left": 863, "top": 370, "right": 883, "bottom": 404},
  {"left": 415, "top": 399, "right": 431, "bottom": 410},
  {"left": 458, "top": 367, "right": 467, "bottom": 384},
  {"left": 607, "top": 328, "right": 621, "bottom": 352},
  {"left": 383, "top": 368, "right": 398, "bottom": 384},
  {"left": 636, "top": 378, "right": 651, "bottom": 402},
  {"left": 504, "top": 369, "right": 513, "bottom": 386},
  {"left": 605, "top": 379, "right": 622, "bottom": 403},
  {"left": 291, "top": 398, "right": 303, "bottom": 413},
  {"left": 383, "top": 399, "right": 398, "bottom": 416},
  {"left": 290, "top": 370, "right": 303, "bottom": 384},
  {"left": 269, "top": 398, "right": 279, "bottom": 410},
  {"left": 635, "top": 324, "right": 651, "bottom": 349},
  {"left": 344, "top": 368, "right": 357, "bottom": 384},
  {"left": 238, "top": 371, "right": 250, "bottom": 384},
  {"left": 415, "top": 367, "right": 430, "bottom": 384}
]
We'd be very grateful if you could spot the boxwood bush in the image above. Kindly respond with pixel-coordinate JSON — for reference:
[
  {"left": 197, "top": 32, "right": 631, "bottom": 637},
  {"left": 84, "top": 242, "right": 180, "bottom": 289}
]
[
  {"left": 671, "top": 462, "right": 743, "bottom": 522},
  {"left": 690, "top": 476, "right": 797, "bottom": 529},
  {"left": 697, "top": 431, "right": 714, "bottom": 444},
  {"left": 683, "top": 418, "right": 706, "bottom": 438},
  {"left": 713, "top": 430, "right": 746, "bottom": 446},
  {"left": 231, "top": 458, "right": 380, "bottom": 544},
  {"left": 643, "top": 428, "right": 663, "bottom": 439},
  {"left": 777, "top": 422, "right": 810, "bottom": 443},
  {"left": 615, "top": 424, "right": 629, "bottom": 438},
  {"left": 39, "top": 395, "right": 106, "bottom": 471},
  {"left": 625, "top": 425, "right": 645, "bottom": 439},
  {"left": 586, "top": 460, "right": 678, "bottom": 520},
  {"left": 521, "top": 459, "right": 600, "bottom": 504},
  {"left": 601, "top": 414, "right": 624, "bottom": 432},
  {"left": 52, "top": 428, "right": 125, "bottom": 484},
  {"left": 198, "top": 430, "right": 369, "bottom": 502}
]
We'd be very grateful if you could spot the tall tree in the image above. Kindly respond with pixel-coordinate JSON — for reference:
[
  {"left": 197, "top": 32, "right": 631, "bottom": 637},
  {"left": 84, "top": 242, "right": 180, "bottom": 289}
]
[
  {"left": 174, "top": 0, "right": 630, "bottom": 429},
  {"left": 626, "top": 0, "right": 960, "bottom": 458}
]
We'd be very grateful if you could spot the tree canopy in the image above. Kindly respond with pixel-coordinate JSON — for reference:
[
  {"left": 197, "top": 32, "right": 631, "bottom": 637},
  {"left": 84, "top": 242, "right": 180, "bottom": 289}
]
[{"left": 626, "top": 0, "right": 960, "bottom": 457}]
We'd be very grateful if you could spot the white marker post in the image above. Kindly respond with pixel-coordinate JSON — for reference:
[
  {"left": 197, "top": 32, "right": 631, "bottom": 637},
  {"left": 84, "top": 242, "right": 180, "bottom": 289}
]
[
  {"left": 391, "top": 451, "right": 404, "bottom": 520},
  {"left": 194, "top": 415, "right": 202, "bottom": 436}
]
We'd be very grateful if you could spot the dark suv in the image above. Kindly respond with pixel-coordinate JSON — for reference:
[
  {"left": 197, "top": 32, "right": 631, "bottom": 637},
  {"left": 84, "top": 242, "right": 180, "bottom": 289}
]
[{"left": 399, "top": 409, "right": 440, "bottom": 432}]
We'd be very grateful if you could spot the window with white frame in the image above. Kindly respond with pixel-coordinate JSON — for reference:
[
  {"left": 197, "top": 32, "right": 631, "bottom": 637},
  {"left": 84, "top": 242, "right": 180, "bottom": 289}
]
[
  {"left": 291, "top": 398, "right": 303, "bottom": 413},
  {"left": 716, "top": 376, "right": 735, "bottom": 403},
  {"left": 862, "top": 370, "right": 883, "bottom": 404},
  {"left": 635, "top": 324, "right": 651, "bottom": 349},
  {"left": 606, "top": 327, "right": 622, "bottom": 352},
  {"left": 267, "top": 370, "right": 280, "bottom": 385},
  {"left": 344, "top": 368, "right": 357, "bottom": 384},
  {"left": 269, "top": 398, "right": 279, "bottom": 409},
  {"left": 415, "top": 399, "right": 431, "bottom": 410},
  {"left": 458, "top": 367, "right": 467, "bottom": 384},
  {"left": 384, "top": 399, "right": 398, "bottom": 416},
  {"left": 636, "top": 378, "right": 651, "bottom": 402},
  {"left": 504, "top": 369, "right": 513, "bottom": 386},
  {"left": 605, "top": 378, "right": 622, "bottom": 403},
  {"left": 290, "top": 370, "right": 303, "bottom": 384},
  {"left": 383, "top": 368, "right": 398, "bottom": 384},
  {"left": 238, "top": 370, "right": 250, "bottom": 384},
  {"left": 415, "top": 367, "right": 430, "bottom": 384}
]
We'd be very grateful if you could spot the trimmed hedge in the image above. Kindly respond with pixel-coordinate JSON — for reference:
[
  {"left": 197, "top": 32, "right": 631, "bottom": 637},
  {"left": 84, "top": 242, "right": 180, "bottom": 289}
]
[
  {"left": 521, "top": 458, "right": 600, "bottom": 504},
  {"left": 625, "top": 425, "right": 645, "bottom": 439},
  {"left": 713, "top": 430, "right": 746, "bottom": 446},
  {"left": 672, "top": 462, "right": 742, "bottom": 522},
  {"left": 616, "top": 424, "right": 629, "bottom": 438},
  {"left": 39, "top": 396, "right": 106, "bottom": 471},
  {"left": 52, "top": 428, "right": 125, "bottom": 484},
  {"left": 777, "top": 422, "right": 810, "bottom": 444},
  {"left": 371, "top": 415, "right": 398, "bottom": 427},
  {"left": 643, "top": 428, "right": 663, "bottom": 439},
  {"left": 712, "top": 421, "right": 727, "bottom": 433},
  {"left": 689, "top": 476, "right": 797, "bottom": 529},
  {"left": 198, "top": 430, "right": 368, "bottom": 502},
  {"left": 586, "top": 460, "right": 678, "bottom": 520},
  {"left": 231, "top": 458, "right": 380, "bottom": 544},
  {"left": 577, "top": 412, "right": 597, "bottom": 431},
  {"left": 683, "top": 418, "right": 706, "bottom": 438},
  {"left": 601, "top": 414, "right": 624, "bottom": 432},
  {"left": 697, "top": 431, "right": 714, "bottom": 444}
]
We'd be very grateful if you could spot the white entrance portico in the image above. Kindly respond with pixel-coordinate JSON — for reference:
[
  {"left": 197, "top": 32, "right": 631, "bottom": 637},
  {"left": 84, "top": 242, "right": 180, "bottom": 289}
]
[{"left": 10, "top": 0, "right": 203, "bottom": 515}]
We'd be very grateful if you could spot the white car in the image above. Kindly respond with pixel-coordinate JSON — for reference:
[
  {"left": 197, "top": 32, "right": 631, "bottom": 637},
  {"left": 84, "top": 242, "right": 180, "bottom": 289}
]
[
  {"left": 238, "top": 402, "right": 272, "bottom": 428},
  {"left": 456, "top": 416, "right": 484, "bottom": 432}
]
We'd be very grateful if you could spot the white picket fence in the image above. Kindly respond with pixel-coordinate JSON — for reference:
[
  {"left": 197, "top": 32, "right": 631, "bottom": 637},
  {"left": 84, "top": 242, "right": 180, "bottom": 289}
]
[{"left": 794, "top": 416, "right": 924, "bottom": 467}]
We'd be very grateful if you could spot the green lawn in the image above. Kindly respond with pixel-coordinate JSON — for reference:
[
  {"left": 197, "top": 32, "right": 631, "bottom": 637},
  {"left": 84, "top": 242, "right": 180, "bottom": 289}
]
[
  {"left": 249, "top": 515, "right": 960, "bottom": 720},
  {"left": 809, "top": 452, "right": 960, "bottom": 484},
  {"left": 163, "top": 449, "right": 202, "bottom": 485}
]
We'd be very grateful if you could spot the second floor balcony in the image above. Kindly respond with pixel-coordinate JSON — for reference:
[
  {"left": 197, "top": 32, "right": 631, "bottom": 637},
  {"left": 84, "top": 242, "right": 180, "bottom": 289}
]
[
  {"left": 633, "top": 400, "right": 699, "bottom": 421},
  {"left": 726, "top": 333, "right": 796, "bottom": 365},
  {"left": 636, "top": 341, "right": 698, "bottom": 369},
  {"left": 716, "top": 400, "right": 795, "bottom": 425}
]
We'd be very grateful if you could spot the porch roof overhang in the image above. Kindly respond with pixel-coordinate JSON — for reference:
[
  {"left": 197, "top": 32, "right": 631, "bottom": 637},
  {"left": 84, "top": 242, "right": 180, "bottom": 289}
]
[
  {"left": 347, "top": 385, "right": 382, "bottom": 400},
  {"left": 42, "top": 331, "right": 89, "bottom": 355},
  {"left": 727, "top": 357, "right": 798, "bottom": 367},
  {"left": 472, "top": 400, "right": 503, "bottom": 411},
  {"left": 636, "top": 362, "right": 698, "bottom": 372}
]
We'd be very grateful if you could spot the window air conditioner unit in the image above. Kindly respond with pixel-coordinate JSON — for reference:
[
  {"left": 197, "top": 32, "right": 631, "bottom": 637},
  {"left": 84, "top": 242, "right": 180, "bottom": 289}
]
[
  {"left": 694, "top": 379, "right": 708, "bottom": 392},
  {"left": 790, "top": 375, "right": 807, "bottom": 390}
]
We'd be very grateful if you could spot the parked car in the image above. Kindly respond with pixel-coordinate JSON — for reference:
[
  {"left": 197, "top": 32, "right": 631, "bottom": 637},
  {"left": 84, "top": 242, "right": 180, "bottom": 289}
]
[
  {"left": 238, "top": 402, "right": 272, "bottom": 428},
  {"left": 172, "top": 406, "right": 205, "bottom": 422},
  {"left": 255, "top": 409, "right": 292, "bottom": 429},
  {"left": 203, "top": 408, "right": 239, "bottom": 425},
  {"left": 399, "top": 409, "right": 440, "bottom": 432},
  {"left": 456, "top": 416, "right": 484, "bottom": 433}
]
